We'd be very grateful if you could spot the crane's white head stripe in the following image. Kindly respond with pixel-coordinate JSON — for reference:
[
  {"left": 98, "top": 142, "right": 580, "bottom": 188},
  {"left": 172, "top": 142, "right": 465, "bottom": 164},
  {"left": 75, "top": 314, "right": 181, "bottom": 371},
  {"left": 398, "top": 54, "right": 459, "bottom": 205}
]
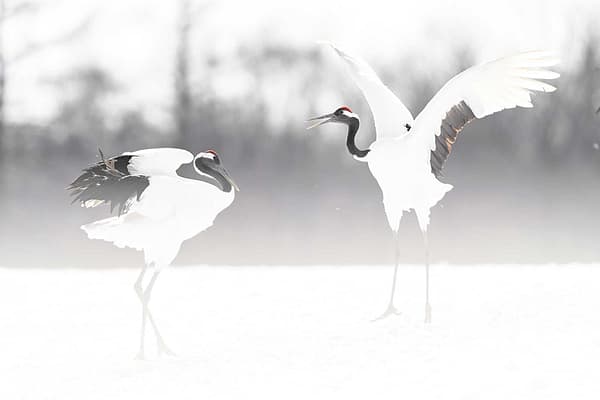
[
  {"left": 198, "top": 152, "right": 216, "bottom": 161},
  {"left": 341, "top": 110, "right": 357, "bottom": 119}
]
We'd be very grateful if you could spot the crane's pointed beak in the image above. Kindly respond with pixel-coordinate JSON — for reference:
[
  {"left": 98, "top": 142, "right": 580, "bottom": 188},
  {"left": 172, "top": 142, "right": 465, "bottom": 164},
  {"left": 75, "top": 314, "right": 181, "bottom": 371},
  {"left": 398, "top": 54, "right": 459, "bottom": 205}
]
[
  {"left": 305, "top": 113, "right": 335, "bottom": 130},
  {"left": 217, "top": 165, "right": 239, "bottom": 191}
]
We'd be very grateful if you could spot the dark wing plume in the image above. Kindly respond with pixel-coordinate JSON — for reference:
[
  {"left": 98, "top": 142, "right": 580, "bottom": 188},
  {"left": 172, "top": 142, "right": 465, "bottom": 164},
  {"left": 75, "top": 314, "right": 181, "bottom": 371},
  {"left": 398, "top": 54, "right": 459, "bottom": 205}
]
[
  {"left": 415, "top": 52, "right": 559, "bottom": 179},
  {"left": 67, "top": 150, "right": 150, "bottom": 216},
  {"left": 430, "top": 101, "right": 476, "bottom": 178}
]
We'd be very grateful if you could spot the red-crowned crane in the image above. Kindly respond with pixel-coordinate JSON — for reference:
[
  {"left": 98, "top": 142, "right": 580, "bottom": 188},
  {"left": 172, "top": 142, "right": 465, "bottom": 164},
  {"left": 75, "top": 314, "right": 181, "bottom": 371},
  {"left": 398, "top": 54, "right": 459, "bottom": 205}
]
[
  {"left": 308, "top": 44, "right": 559, "bottom": 323},
  {"left": 69, "top": 148, "right": 238, "bottom": 358}
]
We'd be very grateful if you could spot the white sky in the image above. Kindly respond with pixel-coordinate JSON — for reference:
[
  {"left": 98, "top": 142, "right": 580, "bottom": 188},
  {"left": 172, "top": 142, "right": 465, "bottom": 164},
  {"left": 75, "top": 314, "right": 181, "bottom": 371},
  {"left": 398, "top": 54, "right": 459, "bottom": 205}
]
[{"left": 4, "top": 0, "right": 600, "bottom": 127}]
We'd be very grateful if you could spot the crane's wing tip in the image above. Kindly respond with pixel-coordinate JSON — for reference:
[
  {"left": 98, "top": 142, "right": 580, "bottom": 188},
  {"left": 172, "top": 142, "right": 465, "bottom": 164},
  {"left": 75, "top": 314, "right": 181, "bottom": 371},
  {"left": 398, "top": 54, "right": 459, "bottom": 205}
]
[{"left": 315, "top": 40, "right": 344, "bottom": 55}]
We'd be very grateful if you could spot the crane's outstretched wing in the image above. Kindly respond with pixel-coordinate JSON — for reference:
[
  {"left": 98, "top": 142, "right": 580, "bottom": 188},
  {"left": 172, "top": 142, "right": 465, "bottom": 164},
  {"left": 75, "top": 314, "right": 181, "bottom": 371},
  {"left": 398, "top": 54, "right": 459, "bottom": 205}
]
[
  {"left": 68, "top": 148, "right": 193, "bottom": 215},
  {"left": 328, "top": 43, "right": 414, "bottom": 139},
  {"left": 413, "top": 51, "right": 559, "bottom": 178}
]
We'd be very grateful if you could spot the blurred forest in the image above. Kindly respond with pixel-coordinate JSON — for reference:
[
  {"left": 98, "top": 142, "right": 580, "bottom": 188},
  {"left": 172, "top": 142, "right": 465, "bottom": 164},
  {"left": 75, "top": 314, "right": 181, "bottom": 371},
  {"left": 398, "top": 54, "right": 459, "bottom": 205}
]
[{"left": 0, "top": 2, "right": 599, "bottom": 267}]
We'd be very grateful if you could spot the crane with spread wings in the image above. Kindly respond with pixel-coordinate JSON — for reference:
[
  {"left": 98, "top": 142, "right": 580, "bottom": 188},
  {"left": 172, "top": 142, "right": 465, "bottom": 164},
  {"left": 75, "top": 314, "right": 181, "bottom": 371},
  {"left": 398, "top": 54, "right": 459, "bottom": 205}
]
[{"left": 308, "top": 44, "right": 559, "bottom": 323}]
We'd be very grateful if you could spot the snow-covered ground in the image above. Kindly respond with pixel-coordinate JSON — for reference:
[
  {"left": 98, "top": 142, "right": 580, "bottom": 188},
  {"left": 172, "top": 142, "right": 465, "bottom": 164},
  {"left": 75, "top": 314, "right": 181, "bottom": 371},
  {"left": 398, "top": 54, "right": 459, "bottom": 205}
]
[{"left": 1, "top": 264, "right": 598, "bottom": 399}]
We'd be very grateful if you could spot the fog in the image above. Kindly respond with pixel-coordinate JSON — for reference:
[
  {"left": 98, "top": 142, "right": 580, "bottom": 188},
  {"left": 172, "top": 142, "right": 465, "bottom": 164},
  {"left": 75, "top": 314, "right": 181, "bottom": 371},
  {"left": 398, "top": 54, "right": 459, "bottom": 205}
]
[{"left": 0, "top": 0, "right": 599, "bottom": 267}]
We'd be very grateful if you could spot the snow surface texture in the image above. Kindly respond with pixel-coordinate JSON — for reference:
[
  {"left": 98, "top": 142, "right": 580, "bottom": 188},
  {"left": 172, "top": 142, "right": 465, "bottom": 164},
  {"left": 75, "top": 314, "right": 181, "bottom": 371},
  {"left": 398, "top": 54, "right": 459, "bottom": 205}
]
[{"left": 1, "top": 265, "right": 598, "bottom": 399}]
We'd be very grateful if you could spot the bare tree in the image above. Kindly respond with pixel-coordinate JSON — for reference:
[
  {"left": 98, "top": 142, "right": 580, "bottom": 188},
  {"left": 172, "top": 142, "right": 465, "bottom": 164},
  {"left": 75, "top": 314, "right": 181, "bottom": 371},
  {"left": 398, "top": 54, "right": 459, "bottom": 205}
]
[
  {"left": 0, "top": 0, "right": 8, "bottom": 164},
  {"left": 175, "top": 0, "right": 193, "bottom": 147},
  {"left": 0, "top": 0, "right": 92, "bottom": 179}
]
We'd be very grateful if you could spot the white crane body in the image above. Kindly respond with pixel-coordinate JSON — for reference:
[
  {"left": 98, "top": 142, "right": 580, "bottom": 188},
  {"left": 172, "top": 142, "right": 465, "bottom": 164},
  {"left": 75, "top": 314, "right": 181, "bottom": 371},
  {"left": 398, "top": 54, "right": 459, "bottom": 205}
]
[
  {"left": 367, "top": 136, "right": 453, "bottom": 231},
  {"left": 84, "top": 174, "right": 234, "bottom": 267}
]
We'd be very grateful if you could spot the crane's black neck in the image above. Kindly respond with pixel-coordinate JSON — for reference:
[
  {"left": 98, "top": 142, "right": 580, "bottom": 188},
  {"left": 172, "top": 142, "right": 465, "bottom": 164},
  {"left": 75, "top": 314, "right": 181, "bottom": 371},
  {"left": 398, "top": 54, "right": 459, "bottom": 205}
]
[
  {"left": 346, "top": 117, "right": 369, "bottom": 158},
  {"left": 212, "top": 172, "right": 233, "bottom": 193},
  {"left": 194, "top": 159, "right": 233, "bottom": 193}
]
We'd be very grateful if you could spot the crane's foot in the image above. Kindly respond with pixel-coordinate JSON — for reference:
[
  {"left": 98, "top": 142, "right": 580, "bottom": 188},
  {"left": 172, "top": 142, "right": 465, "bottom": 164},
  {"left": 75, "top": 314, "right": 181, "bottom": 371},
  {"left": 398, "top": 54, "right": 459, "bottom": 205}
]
[
  {"left": 424, "top": 303, "right": 432, "bottom": 324},
  {"left": 157, "top": 340, "right": 177, "bottom": 357},
  {"left": 372, "top": 304, "right": 401, "bottom": 322}
]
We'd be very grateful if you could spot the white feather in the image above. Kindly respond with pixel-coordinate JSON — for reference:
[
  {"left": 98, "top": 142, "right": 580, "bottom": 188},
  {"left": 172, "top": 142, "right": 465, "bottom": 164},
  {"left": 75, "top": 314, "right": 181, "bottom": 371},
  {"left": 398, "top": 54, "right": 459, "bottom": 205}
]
[
  {"left": 83, "top": 176, "right": 235, "bottom": 266},
  {"left": 328, "top": 43, "right": 414, "bottom": 140},
  {"left": 414, "top": 51, "right": 559, "bottom": 154},
  {"left": 123, "top": 148, "right": 194, "bottom": 176}
]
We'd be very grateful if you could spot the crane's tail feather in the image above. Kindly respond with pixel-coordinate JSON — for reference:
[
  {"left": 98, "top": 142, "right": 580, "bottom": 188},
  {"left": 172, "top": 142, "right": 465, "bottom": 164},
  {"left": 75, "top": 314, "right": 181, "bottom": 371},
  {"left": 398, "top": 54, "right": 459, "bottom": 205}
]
[
  {"left": 82, "top": 216, "right": 145, "bottom": 251},
  {"left": 415, "top": 181, "right": 453, "bottom": 232}
]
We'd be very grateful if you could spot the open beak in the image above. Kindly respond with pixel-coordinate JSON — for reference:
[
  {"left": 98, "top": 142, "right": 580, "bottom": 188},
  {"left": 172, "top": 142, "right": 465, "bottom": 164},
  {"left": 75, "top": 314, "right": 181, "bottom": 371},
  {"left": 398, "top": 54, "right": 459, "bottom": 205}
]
[
  {"left": 305, "top": 113, "right": 335, "bottom": 130},
  {"left": 217, "top": 165, "right": 239, "bottom": 191}
]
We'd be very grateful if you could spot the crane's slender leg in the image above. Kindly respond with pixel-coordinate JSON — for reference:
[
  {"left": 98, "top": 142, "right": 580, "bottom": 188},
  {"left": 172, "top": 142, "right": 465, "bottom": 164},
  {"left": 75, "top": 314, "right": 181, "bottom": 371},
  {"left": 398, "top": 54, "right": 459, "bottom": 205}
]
[
  {"left": 423, "top": 231, "right": 432, "bottom": 324},
  {"left": 134, "top": 263, "right": 149, "bottom": 360},
  {"left": 134, "top": 265, "right": 176, "bottom": 358},
  {"left": 372, "top": 228, "right": 402, "bottom": 321},
  {"left": 142, "top": 270, "right": 176, "bottom": 357}
]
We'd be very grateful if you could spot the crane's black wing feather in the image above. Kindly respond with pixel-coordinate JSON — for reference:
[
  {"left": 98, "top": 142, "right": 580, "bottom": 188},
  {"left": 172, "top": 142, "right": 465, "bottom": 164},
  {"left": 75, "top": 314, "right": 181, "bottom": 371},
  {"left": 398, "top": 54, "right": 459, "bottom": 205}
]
[
  {"left": 430, "top": 101, "right": 476, "bottom": 178},
  {"left": 67, "top": 151, "right": 150, "bottom": 216}
]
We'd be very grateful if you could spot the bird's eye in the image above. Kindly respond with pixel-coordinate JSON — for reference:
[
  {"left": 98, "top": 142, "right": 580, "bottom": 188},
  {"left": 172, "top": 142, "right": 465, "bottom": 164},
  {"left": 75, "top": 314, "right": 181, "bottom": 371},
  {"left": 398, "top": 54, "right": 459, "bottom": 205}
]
[{"left": 405, "top": 123, "right": 412, "bottom": 131}]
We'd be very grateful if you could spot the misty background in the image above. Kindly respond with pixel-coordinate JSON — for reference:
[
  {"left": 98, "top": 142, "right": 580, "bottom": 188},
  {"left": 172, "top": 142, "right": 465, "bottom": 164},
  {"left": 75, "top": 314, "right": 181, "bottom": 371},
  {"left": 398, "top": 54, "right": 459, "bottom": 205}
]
[{"left": 0, "top": 0, "right": 599, "bottom": 267}]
